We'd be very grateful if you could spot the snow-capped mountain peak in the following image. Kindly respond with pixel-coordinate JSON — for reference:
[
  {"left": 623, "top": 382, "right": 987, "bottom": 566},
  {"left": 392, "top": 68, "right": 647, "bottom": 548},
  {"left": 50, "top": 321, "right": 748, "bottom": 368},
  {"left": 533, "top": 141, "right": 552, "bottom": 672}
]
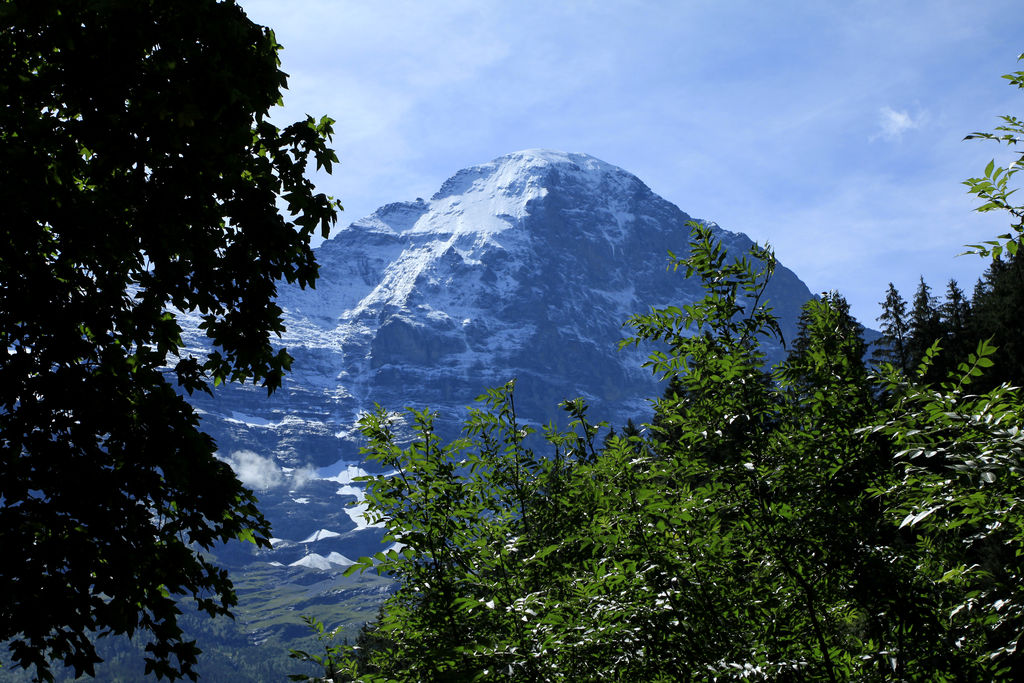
[{"left": 185, "top": 150, "right": 815, "bottom": 570}]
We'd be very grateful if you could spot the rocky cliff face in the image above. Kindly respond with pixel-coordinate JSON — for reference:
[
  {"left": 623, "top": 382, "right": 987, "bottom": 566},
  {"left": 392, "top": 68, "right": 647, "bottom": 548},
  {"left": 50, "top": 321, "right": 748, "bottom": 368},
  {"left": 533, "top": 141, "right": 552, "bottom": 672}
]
[{"left": 181, "top": 149, "right": 815, "bottom": 570}]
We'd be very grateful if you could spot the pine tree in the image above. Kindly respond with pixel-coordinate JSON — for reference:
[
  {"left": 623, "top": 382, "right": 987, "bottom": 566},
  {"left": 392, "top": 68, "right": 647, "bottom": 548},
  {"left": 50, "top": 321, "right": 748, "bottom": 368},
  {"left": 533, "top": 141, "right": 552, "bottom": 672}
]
[
  {"left": 938, "top": 279, "right": 972, "bottom": 375},
  {"left": 907, "top": 277, "right": 944, "bottom": 380},
  {"left": 873, "top": 283, "right": 910, "bottom": 372},
  {"left": 970, "top": 253, "right": 1024, "bottom": 388},
  {"left": 942, "top": 279, "right": 971, "bottom": 333},
  {"left": 972, "top": 277, "right": 989, "bottom": 303}
]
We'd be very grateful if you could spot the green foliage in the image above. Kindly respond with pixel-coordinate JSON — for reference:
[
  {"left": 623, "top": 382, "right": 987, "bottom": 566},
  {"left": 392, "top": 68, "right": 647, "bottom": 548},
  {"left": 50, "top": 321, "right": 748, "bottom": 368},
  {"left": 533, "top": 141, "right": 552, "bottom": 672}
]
[
  {"left": 963, "top": 53, "right": 1024, "bottom": 259},
  {"left": 320, "top": 221, "right": 1024, "bottom": 681},
  {"left": 868, "top": 339, "right": 1024, "bottom": 675},
  {"left": 313, "top": 228, "right": 870, "bottom": 680},
  {"left": 289, "top": 616, "right": 359, "bottom": 683},
  {"left": 908, "top": 277, "right": 945, "bottom": 382},
  {"left": 298, "top": 56, "right": 1024, "bottom": 682},
  {"left": 343, "top": 385, "right": 606, "bottom": 681},
  {"left": 0, "top": 0, "right": 340, "bottom": 679}
]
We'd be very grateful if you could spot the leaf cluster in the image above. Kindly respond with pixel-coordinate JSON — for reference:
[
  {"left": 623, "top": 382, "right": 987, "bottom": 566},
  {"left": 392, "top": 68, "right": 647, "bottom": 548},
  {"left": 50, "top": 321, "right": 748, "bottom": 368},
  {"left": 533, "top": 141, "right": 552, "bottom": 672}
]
[{"left": 963, "top": 53, "right": 1024, "bottom": 259}]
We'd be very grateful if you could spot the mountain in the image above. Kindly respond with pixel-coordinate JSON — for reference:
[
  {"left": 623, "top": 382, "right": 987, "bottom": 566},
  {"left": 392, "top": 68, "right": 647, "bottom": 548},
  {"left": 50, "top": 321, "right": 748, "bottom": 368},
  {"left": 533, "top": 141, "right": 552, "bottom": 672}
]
[
  {"left": 148, "top": 149, "right": 817, "bottom": 677},
  {"left": 180, "top": 147, "right": 817, "bottom": 566},
  {"left": 188, "top": 147, "right": 811, "bottom": 461}
]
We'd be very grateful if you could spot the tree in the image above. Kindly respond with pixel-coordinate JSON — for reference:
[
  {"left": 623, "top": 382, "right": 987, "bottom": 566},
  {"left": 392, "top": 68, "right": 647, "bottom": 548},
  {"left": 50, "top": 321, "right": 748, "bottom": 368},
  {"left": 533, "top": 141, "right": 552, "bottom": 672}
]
[
  {"left": 873, "top": 282, "right": 910, "bottom": 372},
  {"left": 870, "top": 339, "right": 1024, "bottom": 679},
  {"left": 940, "top": 279, "right": 971, "bottom": 365},
  {"left": 969, "top": 254, "right": 1024, "bottom": 389},
  {"left": 907, "top": 276, "right": 944, "bottom": 379},
  {"left": 961, "top": 51, "right": 1024, "bottom": 388},
  {"left": 941, "top": 279, "right": 970, "bottom": 334},
  {"left": 0, "top": 1, "right": 340, "bottom": 679},
  {"left": 785, "top": 290, "right": 867, "bottom": 389},
  {"left": 335, "top": 226, "right": 955, "bottom": 681},
  {"left": 308, "top": 56, "right": 1024, "bottom": 682}
]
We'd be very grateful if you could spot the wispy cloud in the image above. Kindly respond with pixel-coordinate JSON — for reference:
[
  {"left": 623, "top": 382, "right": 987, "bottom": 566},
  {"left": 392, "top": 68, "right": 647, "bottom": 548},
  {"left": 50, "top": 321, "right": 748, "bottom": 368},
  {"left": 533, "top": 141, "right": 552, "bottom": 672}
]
[
  {"left": 288, "top": 465, "right": 319, "bottom": 489},
  {"left": 223, "top": 450, "right": 284, "bottom": 491},
  {"left": 874, "top": 106, "right": 922, "bottom": 141},
  {"left": 222, "top": 450, "right": 321, "bottom": 491}
]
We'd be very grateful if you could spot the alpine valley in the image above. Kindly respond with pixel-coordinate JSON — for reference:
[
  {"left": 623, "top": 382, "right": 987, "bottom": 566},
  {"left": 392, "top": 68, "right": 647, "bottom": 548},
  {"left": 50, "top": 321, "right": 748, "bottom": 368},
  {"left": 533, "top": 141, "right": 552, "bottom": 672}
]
[{"left": 26, "top": 150, "right": 820, "bottom": 680}]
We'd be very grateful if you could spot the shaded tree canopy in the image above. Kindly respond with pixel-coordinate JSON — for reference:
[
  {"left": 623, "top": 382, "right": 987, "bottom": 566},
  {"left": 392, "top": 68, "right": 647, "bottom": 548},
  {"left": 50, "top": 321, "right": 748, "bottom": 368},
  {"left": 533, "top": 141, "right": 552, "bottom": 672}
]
[
  {"left": 0, "top": 0, "right": 340, "bottom": 679},
  {"left": 970, "top": 252, "right": 1024, "bottom": 388}
]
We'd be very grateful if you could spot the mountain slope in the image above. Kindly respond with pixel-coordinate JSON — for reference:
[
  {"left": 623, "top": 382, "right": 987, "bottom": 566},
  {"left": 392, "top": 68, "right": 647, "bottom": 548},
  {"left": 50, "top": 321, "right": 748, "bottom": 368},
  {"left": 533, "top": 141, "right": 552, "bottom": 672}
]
[{"left": 188, "top": 150, "right": 812, "bottom": 476}]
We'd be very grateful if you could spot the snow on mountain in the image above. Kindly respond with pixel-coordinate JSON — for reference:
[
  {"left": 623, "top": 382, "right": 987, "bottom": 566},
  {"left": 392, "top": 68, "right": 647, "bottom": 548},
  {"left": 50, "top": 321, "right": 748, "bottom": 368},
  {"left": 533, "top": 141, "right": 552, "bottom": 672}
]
[
  {"left": 183, "top": 149, "right": 816, "bottom": 567},
  {"left": 344, "top": 501, "right": 377, "bottom": 532},
  {"left": 289, "top": 554, "right": 331, "bottom": 571},
  {"left": 286, "top": 551, "right": 357, "bottom": 573},
  {"left": 288, "top": 553, "right": 337, "bottom": 571},
  {"left": 325, "top": 551, "right": 355, "bottom": 566},
  {"left": 300, "top": 528, "right": 343, "bottom": 543}
]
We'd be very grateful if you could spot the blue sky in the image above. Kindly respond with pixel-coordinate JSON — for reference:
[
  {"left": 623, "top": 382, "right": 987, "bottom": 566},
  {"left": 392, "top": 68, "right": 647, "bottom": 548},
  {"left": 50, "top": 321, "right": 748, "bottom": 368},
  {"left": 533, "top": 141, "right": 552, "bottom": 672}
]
[{"left": 239, "top": 0, "right": 1022, "bottom": 326}]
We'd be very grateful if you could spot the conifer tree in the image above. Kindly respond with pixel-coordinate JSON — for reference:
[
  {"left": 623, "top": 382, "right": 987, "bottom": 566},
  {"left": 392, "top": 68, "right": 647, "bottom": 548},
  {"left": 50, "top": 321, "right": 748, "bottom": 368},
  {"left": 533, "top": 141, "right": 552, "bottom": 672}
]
[
  {"left": 941, "top": 279, "right": 970, "bottom": 335},
  {"left": 873, "top": 282, "right": 910, "bottom": 371},
  {"left": 970, "top": 253, "right": 1024, "bottom": 387},
  {"left": 907, "top": 277, "right": 943, "bottom": 380},
  {"left": 939, "top": 279, "right": 972, "bottom": 374}
]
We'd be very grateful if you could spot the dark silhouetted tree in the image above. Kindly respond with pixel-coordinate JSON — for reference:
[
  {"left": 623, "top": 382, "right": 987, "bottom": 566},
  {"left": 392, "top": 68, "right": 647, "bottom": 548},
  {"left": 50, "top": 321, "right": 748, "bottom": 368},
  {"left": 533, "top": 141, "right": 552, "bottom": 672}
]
[
  {"left": 0, "top": 1, "right": 340, "bottom": 679},
  {"left": 937, "top": 279, "right": 972, "bottom": 375},
  {"left": 907, "top": 277, "right": 943, "bottom": 380},
  {"left": 873, "top": 282, "right": 910, "bottom": 371},
  {"left": 969, "top": 253, "right": 1024, "bottom": 388}
]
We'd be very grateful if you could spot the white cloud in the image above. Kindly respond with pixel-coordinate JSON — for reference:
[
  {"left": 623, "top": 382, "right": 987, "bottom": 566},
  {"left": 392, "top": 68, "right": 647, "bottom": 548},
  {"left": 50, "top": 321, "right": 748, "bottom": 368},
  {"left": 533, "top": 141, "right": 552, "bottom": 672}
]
[
  {"left": 223, "top": 450, "right": 284, "bottom": 491},
  {"left": 875, "top": 106, "right": 921, "bottom": 141},
  {"left": 289, "top": 464, "right": 319, "bottom": 489}
]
